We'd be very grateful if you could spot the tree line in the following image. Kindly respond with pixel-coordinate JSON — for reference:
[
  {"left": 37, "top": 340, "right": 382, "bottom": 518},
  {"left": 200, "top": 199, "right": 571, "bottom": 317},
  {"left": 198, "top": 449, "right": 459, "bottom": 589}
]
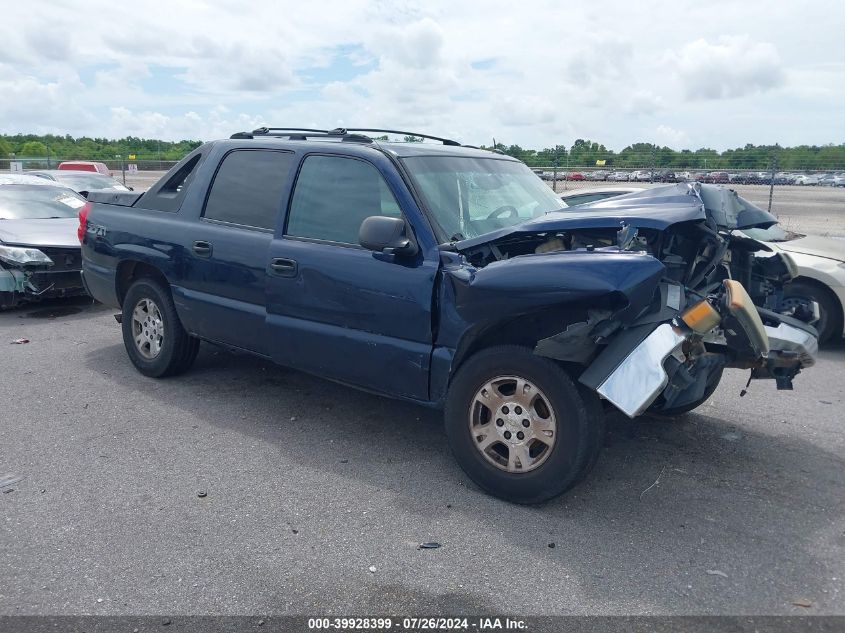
[
  {"left": 2, "top": 133, "right": 843, "bottom": 170},
  {"left": 0, "top": 134, "right": 202, "bottom": 162},
  {"left": 482, "top": 139, "right": 845, "bottom": 170}
]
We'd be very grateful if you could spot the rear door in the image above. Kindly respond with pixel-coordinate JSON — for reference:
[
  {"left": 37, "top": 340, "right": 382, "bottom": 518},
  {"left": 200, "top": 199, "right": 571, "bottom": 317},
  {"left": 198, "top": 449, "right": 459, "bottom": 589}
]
[
  {"left": 178, "top": 149, "right": 295, "bottom": 354},
  {"left": 265, "top": 153, "right": 438, "bottom": 400}
]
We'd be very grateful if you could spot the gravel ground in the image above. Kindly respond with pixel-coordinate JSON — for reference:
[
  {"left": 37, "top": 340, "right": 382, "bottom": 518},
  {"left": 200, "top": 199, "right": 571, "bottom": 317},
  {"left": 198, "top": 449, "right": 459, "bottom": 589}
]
[{"left": 1, "top": 298, "right": 844, "bottom": 616}]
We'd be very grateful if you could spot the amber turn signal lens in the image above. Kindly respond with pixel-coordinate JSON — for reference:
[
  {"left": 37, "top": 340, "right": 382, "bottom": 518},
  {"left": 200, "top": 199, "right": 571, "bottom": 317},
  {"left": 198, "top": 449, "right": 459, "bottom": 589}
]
[{"left": 681, "top": 299, "right": 721, "bottom": 333}]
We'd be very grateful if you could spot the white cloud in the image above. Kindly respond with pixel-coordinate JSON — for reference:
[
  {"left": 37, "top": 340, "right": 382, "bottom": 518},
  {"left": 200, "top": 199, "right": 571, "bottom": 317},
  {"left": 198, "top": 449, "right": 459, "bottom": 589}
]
[
  {"left": 670, "top": 35, "right": 786, "bottom": 101},
  {"left": 653, "top": 125, "right": 690, "bottom": 149},
  {"left": 0, "top": 1, "right": 842, "bottom": 151}
]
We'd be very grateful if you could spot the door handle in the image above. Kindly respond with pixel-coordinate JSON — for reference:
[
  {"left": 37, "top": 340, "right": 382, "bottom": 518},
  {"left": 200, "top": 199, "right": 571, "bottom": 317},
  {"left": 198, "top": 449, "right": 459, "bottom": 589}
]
[
  {"left": 192, "top": 240, "right": 213, "bottom": 257},
  {"left": 269, "top": 257, "right": 297, "bottom": 277}
]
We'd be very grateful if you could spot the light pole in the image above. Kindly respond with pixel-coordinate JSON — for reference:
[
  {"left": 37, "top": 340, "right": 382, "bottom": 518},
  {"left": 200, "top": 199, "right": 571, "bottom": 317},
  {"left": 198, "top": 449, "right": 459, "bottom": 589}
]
[{"left": 115, "top": 154, "right": 126, "bottom": 185}]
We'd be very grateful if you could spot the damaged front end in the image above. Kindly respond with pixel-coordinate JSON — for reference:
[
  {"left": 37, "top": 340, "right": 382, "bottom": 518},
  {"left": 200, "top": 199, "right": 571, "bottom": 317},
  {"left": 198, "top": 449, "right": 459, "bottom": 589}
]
[
  {"left": 0, "top": 244, "right": 85, "bottom": 309},
  {"left": 448, "top": 182, "right": 817, "bottom": 418},
  {"left": 576, "top": 279, "right": 816, "bottom": 417}
]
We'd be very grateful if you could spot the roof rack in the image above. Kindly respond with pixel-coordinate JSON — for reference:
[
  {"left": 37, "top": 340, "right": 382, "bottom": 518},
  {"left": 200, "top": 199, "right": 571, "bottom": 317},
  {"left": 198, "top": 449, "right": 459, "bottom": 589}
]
[
  {"left": 338, "top": 128, "right": 462, "bottom": 146},
  {"left": 230, "top": 127, "right": 462, "bottom": 146},
  {"left": 230, "top": 127, "right": 374, "bottom": 143}
]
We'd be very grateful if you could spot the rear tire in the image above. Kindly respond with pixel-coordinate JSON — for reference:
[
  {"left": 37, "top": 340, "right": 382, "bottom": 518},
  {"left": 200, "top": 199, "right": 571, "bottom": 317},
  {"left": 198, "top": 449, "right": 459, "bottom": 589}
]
[
  {"left": 122, "top": 278, "right": 199, "bottom": 377},
  {"left": 445, "top": 346, "right": 603, "bottom": 504}
]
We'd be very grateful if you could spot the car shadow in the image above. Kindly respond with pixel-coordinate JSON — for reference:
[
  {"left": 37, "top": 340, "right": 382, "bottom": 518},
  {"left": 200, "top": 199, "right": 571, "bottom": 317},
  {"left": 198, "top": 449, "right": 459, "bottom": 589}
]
[
  {"left": 2, "top": 295, "right": 108, "bottom": 320},
  {"left": 83, "top": 341, "right": 845, "bottom": 613}
]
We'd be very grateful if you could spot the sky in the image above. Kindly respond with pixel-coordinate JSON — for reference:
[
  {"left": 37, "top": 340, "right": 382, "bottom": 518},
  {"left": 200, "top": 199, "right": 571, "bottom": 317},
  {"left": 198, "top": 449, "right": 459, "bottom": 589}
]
[{"left": 1, "top": 0, "right": 843, "bottom": 151}]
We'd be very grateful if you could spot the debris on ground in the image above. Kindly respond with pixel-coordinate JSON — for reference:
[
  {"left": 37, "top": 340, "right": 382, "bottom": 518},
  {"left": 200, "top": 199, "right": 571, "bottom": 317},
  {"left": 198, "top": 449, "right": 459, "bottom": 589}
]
[
  {"left": 706, "top": 569, "right": 728, "bottom": 578},
  {"left": 792, "top": 599, "right": 813, "bottom": 608},
  {"left": 418, "top": 542, "right": 441, "bottom": 550},
  {"left": 639, "top": 466, "right": 667, "bottom": 500},
  {"left": 196, "top": 490, "right": 207, "bottom": 498},
  {"left": 368, "top": 565, "right": 377, "bottom": 573},
  {"left": 0, "top": 474, "right": 23, "bottom": 490},
  {"left": 10, "top": 338, "right": 29, "bottom": 344},
  {"left": 548, "top": 542, "right": 556, "bottom": 549}
]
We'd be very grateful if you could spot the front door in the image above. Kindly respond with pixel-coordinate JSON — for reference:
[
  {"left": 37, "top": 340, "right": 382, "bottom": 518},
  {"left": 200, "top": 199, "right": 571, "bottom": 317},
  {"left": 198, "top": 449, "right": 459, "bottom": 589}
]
[{"left": 265, "top": 153, "right": 438, "bottom": 400}]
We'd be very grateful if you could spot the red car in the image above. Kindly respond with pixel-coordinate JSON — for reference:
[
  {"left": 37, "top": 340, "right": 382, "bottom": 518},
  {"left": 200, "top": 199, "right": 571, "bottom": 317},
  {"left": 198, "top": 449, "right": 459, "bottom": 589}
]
[
  {"left": 566, "top": 172, "right": 585, "bottom": 181},
  {"left": 58, "top": 161, "right": 112, "bottom": 177}
]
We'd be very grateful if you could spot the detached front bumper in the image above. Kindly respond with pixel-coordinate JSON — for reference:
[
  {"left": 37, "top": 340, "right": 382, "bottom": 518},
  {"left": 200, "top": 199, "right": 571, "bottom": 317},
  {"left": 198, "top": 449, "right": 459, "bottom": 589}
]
[{"left": 579, "top": 282, "right": 818, "bottom": 418}]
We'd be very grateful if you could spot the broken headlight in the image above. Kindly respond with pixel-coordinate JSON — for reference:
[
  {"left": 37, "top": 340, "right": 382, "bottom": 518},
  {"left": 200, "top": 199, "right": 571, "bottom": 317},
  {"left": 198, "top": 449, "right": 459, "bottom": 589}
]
[{"left": 0, "top": 245, "right": 54, "bottom": 266}]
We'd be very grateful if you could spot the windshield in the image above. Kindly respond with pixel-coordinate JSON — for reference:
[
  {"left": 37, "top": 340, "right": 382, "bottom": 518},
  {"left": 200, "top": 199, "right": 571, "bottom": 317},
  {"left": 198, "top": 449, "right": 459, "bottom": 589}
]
[
  {"left": 402, "top": 156, "right": 565, "bottom": 241},
  {"left": 743, "top": 225, "right": 794, "bottom": 242},
  {"left": 0, "top": 185, "right": 86, "bottom": 219},
  {"left": 54, "top": 173, "right": 126, "bottom": 191}
]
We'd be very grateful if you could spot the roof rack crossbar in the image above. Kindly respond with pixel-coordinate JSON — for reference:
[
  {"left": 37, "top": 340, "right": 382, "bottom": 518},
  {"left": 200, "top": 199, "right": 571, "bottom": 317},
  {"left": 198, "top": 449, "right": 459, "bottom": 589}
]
[{"left": 339, "top": 128, "right": 461, "bottom": 146}]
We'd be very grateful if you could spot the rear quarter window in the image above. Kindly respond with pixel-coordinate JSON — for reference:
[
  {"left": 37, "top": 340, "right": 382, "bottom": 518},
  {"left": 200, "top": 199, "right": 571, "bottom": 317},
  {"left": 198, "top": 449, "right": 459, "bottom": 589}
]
[
  {"left": 137, "top": 149, "right": 206, "bottom": 212},
  {"left": 202, "top": 149, "right": 295, "bottom": 230}
]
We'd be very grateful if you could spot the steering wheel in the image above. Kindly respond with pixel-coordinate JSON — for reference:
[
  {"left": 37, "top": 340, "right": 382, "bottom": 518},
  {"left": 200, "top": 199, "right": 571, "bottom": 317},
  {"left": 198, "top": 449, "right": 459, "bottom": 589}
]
[{"left": 486, "top": 205, "right": 519, "bottom": 220}]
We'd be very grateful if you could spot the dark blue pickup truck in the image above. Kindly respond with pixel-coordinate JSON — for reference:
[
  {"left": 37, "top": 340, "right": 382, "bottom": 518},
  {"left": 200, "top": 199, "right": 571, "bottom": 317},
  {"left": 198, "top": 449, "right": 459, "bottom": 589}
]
[{"left": 80, "top": 127, "right": 817, "bottom": 503}]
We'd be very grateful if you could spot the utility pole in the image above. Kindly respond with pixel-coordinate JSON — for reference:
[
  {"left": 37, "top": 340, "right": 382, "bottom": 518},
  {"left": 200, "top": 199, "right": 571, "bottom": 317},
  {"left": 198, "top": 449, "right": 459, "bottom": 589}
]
[
  {"left": 650, "top": 145, "right": 656, "bottom": 183},
  {"left": 116, "top": 154, "right": 125, "bottom": 185},
  {"left": 768, "top": 155, "right": 778, "bottom": 213}
]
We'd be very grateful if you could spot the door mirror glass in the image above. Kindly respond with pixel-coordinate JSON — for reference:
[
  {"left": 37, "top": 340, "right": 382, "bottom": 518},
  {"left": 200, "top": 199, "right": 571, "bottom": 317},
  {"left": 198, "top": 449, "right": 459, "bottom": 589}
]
[{"left": 359, "top": 216, "right": 418, "bottom": 256}]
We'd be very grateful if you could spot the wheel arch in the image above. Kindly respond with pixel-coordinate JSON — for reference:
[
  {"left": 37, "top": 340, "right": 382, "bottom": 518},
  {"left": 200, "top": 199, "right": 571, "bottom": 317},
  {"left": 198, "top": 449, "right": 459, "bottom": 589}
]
[
  {"left": 789, "top": 274, "right": 845, "bottom": 338},
  {"left": 115, "top": 260, "right": 171, "bottom": 308}
]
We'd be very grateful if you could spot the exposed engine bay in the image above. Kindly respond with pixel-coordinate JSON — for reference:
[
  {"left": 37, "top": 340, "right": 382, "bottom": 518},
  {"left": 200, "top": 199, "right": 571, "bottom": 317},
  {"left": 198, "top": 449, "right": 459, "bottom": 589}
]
[{"left": 450, "top": 183, "right": 818, "bottom": 417}]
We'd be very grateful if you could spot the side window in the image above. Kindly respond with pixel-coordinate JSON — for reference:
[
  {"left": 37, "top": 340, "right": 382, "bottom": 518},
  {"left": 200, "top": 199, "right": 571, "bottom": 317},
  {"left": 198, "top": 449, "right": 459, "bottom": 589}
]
[
  {"left": 203, "top": 150, "right": 294, "bottom": 230},
  {"left": 287, "top": 155, "right": 401, "bottom": 244}
]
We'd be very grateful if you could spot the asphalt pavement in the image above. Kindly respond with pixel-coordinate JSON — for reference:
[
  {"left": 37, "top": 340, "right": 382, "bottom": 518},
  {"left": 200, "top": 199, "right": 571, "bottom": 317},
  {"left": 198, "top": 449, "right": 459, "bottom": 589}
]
[{"left": 1, "top": 297, "right": 844, "bottom": 616}]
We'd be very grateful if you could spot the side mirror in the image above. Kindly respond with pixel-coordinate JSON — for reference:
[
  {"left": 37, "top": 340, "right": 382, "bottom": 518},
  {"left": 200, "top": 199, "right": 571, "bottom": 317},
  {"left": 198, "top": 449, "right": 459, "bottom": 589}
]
[{"left": 359, "top": 216, "right": 418, "bottom": 256}]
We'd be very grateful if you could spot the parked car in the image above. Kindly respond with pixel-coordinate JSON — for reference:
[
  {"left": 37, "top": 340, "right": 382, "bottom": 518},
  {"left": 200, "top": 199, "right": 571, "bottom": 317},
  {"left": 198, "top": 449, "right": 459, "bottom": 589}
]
[
  {"left": 584, "top": 170, "right": 609, "bottom": 181},
  {"left": 560, "top": 187, "right": 644, "bottom": 207},
  {"left": 818, "top": 173, "right": 845, "bottom": 187},
  {"left": 565, "top": 172, "right": 585, "bottom": 181},
  {"left": 629, "top": 170, "right": 652, "bottom": 182},
  {"left": 0, "top": 174, "right": 87, "bottom": 309},
  {"left": 703, "top": 171, "right": 730, "bottom": 184},
  {"left": 794, "top": 174, "right": 820, "bottom": 186},
  {"left": 606, "top": 171, "right": 630, "bottom": 181},
  {"left": 79, "top": 129, "right": 816, "bottom": 504},
  {"left": 57, "top": 161, "right": 112, "bottom": 177},
  {"left": 28, "top": 170, "right": 131, "bottom": 194},
  {"left": 741, "top": 225, "right": 845, "bottom": 344}
]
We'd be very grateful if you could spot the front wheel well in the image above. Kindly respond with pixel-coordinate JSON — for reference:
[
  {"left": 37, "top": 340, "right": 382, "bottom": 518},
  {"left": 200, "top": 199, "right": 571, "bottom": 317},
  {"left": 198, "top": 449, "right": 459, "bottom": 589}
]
[
  {"left": 787, "top": 275, "right": 844, "bottom": 337},
  {"left": 116, "top": 260, "right": 170, "bottom": 307},
  {"left": 450, "top": 313, "right": 587, "bottom": 382}
]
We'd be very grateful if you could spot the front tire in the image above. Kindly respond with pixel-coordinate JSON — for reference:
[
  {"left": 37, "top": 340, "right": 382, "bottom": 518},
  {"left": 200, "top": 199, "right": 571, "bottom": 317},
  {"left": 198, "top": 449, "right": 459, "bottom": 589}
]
[
  {"left": 654, "top": 367, "right": 724, "bottom": 417},
  {"left": 782, "top": 280, "right": 841, "bottom": 344},
  {"left": 122, "top": 278, "right": 199, "bottom": 377},
  {"left": 445, "top": 346, "right": 603, "bottom": 504}
]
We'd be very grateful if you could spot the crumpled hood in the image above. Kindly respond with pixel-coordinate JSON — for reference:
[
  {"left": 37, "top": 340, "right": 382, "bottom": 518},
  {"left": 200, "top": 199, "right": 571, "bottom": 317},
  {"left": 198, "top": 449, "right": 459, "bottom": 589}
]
[
  {"left": 0, "top": 218, "right": 80, "bottom": 248},
  {"left": 775, "top": 234, "right": 845, "bottom": 262},
  {"left": 456, "top": 182, "right": 777, "bottom": 251}
]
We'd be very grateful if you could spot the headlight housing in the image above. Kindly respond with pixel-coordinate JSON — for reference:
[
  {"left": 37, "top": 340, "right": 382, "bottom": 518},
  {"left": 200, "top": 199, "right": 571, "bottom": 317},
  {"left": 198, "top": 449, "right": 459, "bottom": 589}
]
[{"left": 0, "top": 245, "right": 54, "bottom": 266}]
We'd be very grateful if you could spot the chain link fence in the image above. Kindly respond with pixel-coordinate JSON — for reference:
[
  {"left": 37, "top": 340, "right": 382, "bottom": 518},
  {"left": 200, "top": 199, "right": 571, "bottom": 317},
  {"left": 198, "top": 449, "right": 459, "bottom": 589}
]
[{"left": 3, "top": 157, "right": 844, "bottom": 221}]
